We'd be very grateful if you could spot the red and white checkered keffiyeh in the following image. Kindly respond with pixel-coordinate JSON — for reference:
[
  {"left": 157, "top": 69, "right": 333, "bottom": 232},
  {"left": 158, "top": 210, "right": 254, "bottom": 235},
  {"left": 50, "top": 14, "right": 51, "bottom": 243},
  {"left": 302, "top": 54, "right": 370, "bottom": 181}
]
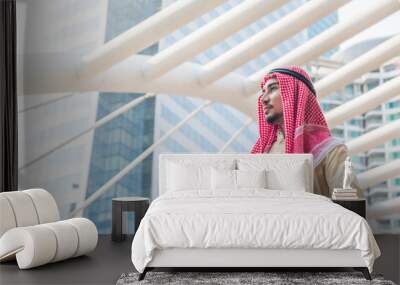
[{"left": 251, "top": 66, "right": 343, "bottom": 168}]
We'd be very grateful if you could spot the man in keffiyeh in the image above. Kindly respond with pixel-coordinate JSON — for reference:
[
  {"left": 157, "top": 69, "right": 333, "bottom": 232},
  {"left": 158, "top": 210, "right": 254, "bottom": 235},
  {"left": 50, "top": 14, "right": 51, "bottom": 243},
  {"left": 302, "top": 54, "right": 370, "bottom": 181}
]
[{"left": 251, "top": 66, "right": 363, "bottom": 198}]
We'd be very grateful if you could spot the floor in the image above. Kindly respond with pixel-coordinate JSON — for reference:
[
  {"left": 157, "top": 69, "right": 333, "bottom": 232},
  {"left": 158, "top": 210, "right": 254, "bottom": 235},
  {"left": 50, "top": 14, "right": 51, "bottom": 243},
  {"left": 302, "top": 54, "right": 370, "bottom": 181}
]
[
  {"left": 373, "top": 234, "right": 400, "bottom": 284},
  {"left": 1, "top": 234, "right": 398, "bottom": 285},
  {"left": 0, "top": 235, "right": 134, "bottom": 285}
]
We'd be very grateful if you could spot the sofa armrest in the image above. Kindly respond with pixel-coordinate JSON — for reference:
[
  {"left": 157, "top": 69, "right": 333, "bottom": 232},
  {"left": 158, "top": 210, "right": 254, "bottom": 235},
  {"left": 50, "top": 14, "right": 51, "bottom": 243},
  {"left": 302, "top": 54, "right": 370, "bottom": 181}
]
[{"left": 0, "top": 218, "right": 98, "bottom": 269}]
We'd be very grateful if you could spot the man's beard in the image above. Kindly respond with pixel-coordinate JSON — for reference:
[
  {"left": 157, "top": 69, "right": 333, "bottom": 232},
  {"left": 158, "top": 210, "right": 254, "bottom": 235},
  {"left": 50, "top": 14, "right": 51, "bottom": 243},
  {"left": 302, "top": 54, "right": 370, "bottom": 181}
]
[{"left": 265, "top": 112, "right": 283, "bottom": 124}]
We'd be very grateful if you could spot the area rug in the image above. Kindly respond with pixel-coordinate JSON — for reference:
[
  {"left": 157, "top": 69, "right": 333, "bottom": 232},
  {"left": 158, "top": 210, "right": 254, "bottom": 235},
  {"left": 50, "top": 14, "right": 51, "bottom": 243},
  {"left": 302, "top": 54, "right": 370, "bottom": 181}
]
[{"left": 116, "top": 271, "right": 396, "bottom": 285}]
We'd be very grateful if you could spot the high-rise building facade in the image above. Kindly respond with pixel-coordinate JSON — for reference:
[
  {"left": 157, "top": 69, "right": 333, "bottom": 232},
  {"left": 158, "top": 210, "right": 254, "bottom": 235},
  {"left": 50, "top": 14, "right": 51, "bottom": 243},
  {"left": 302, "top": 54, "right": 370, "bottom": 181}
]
[
  {"left": 322, "top": 36, "right": 400, "bottom": 233},
  {"left": 84, "top": 0, "right": 161, "bottom": 233},
  {"left": 17, "top": 0, "right": 108, "bottom": 220}
]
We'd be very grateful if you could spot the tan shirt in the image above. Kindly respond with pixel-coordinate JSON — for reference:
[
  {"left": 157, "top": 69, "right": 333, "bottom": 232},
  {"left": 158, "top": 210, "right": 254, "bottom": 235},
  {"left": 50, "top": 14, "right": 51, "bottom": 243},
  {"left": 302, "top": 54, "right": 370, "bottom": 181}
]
[{"left": 264, "top": 130, "right": 364, "bottom": 198}]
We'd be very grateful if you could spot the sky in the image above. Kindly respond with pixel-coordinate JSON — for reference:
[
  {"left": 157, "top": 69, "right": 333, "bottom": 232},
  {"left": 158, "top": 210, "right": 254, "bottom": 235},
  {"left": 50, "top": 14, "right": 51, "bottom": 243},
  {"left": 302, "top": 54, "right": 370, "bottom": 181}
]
[{"left": 338, "top": 0, "right": 400, "bottom": 50}]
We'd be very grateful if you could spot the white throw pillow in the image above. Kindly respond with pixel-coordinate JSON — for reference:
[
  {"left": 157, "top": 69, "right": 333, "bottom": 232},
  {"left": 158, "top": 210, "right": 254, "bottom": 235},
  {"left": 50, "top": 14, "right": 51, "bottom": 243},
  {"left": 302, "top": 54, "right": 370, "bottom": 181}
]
[
  {"left": 211, "top": 168, "right": 268, "bottom": 190},
  {"left": 237, "top": 158, "right": 307, "bottom": 191},
  {"left": 211, "top": 168, "right": 236, "bottom": 190},
  {"left": 165, "top": 159, "right": 236, "bottom": 192},
  {"left": 167, "top": 162, "right": 211, "bottom": 191},
  {"left": 236, "top": 169, "right": 267, "bottom": 189}
]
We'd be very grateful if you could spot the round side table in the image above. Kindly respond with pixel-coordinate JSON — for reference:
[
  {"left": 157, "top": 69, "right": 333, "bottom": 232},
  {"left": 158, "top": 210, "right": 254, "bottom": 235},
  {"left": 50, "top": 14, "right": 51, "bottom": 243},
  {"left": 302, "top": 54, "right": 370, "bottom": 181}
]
[{"left": 112, "top": 197, "right": 149, "bottom": 242}]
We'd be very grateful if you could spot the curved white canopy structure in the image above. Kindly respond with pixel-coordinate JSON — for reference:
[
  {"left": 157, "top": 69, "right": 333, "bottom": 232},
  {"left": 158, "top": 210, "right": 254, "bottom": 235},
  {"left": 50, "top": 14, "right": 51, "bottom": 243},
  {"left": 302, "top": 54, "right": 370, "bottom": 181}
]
[{"left": 79, "top": 0, "right": 226, "bottom": 78}]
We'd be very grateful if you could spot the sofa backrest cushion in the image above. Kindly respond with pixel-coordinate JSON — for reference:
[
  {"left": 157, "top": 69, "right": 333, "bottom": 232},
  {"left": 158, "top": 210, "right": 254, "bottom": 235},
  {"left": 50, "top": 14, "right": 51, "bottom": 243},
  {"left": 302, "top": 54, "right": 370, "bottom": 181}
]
[{"left": 0, "top": 189, "right": 60, "bottom": 238}]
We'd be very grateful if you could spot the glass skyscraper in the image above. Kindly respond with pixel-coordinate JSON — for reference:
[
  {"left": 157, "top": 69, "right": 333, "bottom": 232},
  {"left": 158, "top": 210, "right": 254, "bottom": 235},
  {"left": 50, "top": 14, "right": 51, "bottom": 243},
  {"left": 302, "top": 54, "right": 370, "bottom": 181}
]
[
  {"left": 17, "top": 0, "right": 109, "bottom": 220},
  {"left": 321, "top": 36, "right": 400, "bottom": 233},
  {"left": 84, "top": 0, "right": 161, "bottom": 233}
]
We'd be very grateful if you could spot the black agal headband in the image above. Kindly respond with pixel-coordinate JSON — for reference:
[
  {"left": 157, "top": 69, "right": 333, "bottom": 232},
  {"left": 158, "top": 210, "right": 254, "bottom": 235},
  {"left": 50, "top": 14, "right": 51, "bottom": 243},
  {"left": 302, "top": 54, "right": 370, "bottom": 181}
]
[{"left": 268, "top": 68, "right": 316, "bottom": 96}]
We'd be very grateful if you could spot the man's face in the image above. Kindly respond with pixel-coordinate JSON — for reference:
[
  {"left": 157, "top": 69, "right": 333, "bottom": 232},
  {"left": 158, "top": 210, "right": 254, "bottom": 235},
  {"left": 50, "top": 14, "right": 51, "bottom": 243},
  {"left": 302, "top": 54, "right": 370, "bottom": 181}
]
[{"left": 261, "top": 78, "right": 283, "bottom": 124}]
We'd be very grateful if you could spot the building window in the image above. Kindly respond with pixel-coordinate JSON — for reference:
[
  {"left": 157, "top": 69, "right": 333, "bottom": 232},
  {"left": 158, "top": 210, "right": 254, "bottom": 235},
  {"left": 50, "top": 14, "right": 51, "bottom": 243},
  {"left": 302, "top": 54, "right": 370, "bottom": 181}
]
[
  {"left": 388, "top": 114, "right": 400, "bottom": 121},
  {"left": 391, "top": 139, "right": 400, "bottom": 147},
  {"left": 384, "top": 64, "right": 397, "bottom": 72},
  {"left": 387, "top": 100, "right": 400, "bottom": 109}
]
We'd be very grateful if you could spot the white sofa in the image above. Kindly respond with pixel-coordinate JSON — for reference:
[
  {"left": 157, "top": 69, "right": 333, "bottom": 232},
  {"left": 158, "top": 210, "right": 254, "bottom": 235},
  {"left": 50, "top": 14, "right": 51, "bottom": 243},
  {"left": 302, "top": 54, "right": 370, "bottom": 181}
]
[{"left": 0, "top": 188, "right": 98, "bottom": 269}]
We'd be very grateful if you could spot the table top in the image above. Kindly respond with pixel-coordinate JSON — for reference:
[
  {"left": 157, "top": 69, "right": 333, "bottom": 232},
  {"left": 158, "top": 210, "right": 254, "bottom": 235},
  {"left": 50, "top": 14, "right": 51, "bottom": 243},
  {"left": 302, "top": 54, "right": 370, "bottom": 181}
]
[
  {"left": 332, "top": 198, "right": 366, "bottom": 202},
  {"left": 112, "top": 197, "right": 149, "bottom": 202}
]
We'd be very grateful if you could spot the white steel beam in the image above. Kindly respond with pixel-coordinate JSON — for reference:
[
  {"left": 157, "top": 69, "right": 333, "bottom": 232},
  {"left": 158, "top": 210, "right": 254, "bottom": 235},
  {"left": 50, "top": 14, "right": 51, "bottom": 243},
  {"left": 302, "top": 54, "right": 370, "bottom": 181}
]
[
  {"left": 25, "top": 53, "right": 259, "bottom": 119},
  {"left": 368, "top": 197, "right": 400, "bottom": 220},
  {"left": 316, "top": 34, "right": 400, "bottom": 98},
  {"left": 142, "top": 0, "right": 287, "bottom": 80},
  {"left": 27, "top": 49, "right": 398, "bottom": 128},
  {"left": 248, "top": 0, "right": 400, "bottom": 90},
  {"left": 79, "top": 0, "right": 226, "bottom": 78},
  {"left": 347, "top": 120, "right": 400, "bottom": 155},
  {"left": 199, "top": 0, "right": 350, "bottom": 86},
  {"left": 18, "top": 93, "right": 76, "bottom": 113},
  {"left": 70, "top": 101, "right": 212, "bottom": 217},
  {"left": 357, "top": 159, "right": 400, "bottom": 189},
  {"left": 219, "top": 119, "right": 253, "bottom": 153},
  {"left": 19, "top": 93, "right": 156, "bottom": 170},
  {"left": 326, "top": 76, "right": 400, "bottom": 128}
]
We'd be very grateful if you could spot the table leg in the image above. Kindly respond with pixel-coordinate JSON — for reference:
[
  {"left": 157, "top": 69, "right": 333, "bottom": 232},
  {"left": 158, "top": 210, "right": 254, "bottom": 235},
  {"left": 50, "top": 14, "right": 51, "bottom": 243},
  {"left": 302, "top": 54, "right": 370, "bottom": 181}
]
[{"left": 112, "top": 201, "right": 123, "bottom": 242}]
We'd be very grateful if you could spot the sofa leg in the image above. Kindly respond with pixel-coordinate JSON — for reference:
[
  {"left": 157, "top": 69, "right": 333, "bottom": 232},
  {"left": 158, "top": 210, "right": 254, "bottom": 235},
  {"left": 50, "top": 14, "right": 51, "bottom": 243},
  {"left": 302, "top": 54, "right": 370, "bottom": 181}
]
[
  {"left": 138, "top": 268, "right": 148, "bottom": 281},
  {"left": 354, "top": 267, "right": 371, "bottom": 280}
]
